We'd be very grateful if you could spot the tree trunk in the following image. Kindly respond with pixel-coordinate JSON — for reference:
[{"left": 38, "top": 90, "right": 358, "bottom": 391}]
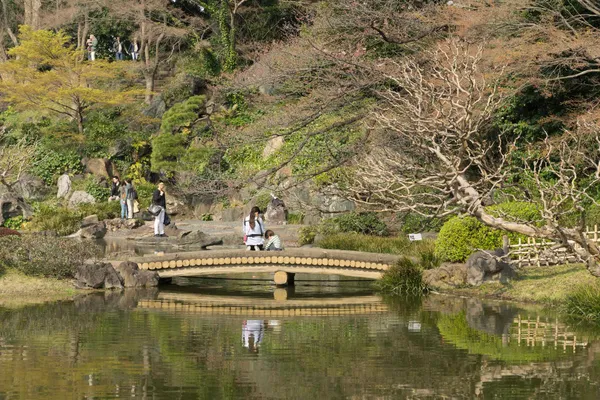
[
  {"left": 0, "top": 0, "right": 18, "bottom": 46},
  {"left": 23, "top": 0, "right": 41, "bottom": 29},
  {"left": 144, "top": 70, "right": 155, "bottom": 104}
]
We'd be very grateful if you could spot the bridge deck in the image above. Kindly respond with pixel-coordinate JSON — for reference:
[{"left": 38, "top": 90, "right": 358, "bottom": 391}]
[{"left": 131, "top": 248, "right": 402, "bottom": 279}]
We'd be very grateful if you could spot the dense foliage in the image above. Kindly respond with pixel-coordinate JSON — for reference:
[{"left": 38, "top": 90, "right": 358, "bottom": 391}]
[
  {"left": 435, "top": 202, "right": 541, "bottom": 262},
  {"left": 377, "top": 257, "right": 430, "bottom": 295},
  {"left": 0, "top": 235, "right": 101, "bottom": 279}
]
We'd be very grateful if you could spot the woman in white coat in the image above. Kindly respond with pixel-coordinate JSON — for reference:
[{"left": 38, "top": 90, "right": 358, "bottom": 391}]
[{"left": 243, "top": 206, "right": 265, "bottom": 251}]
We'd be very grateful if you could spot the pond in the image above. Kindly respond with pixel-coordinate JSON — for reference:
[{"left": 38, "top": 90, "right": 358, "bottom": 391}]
[{"left": 1, "top": 277, "right": 600, "bottom": 399}]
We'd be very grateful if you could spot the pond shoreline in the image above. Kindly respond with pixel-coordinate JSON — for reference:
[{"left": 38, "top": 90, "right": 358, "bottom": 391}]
[{"left": 431, "top": 264, "right": 595, "bottom": 308}]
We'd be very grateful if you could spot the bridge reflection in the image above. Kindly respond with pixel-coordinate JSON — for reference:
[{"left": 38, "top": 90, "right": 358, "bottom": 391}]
[{"left": 136, "top": 290, "right": 389, "bottom": 317}]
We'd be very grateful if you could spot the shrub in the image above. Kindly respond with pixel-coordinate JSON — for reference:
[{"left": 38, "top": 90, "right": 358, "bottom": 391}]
[
  {"left": 24, "top": 205, "right": 82, "bottom": 236},
  {"left": 377, "top": 257, "right": 429, "bottom": 295},
  {"left": 78, "top": 201, "right": 121, "bottom": 221},
  {"left": 317, "top": 233, "right": 411, "bottom": 254},
  {"left": 287, "top": 212, "right": 304, "bottom": 224},
  {"left": 31, "top": 148, "right": 83, "bottom": 184},
  {"left": 298, "top": 226, "right": 318, "bottom": 246},
  {"left": 321, "top": 212, "right": 389, "bottom": 236},
  {"left": 2, "top": 216, "right": 24, "bottom": 230},
  {"left": 0, "top": 235, "right": 101, "bottom": 279},
  {"left": 435, "top": 202, "right": 539, "bottom": 262},
  {"left": 562, "top": 283, "right": 600, "bottom": 321},
  {"left": 134, "top": 180, "right": 156, "bottom": 208}
]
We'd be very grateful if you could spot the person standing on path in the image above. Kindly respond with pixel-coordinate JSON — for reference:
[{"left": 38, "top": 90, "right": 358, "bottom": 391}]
[
  {"left": 109, "top": 176, "right": 121, "bottom": 201},
  {"left": 152, "top": 182, "right": 167, "bottom": 237},
  {"left": 119, "top": 181, "right": 127, "bottom": 220},
  {"left": 125, "top": 179, "right": 136, "bottom": 219},
  {"left": 87, "top": 34, "right": 98, "bottom": 61},
  {"left": 243, "top": 206, "right": 265, "bottom": 251},
  {"left": 128, "top": 39, "right": 139, "bottom": 61},
  {"left": 113, "top": 37, "right": 124, "bottom": 60}
]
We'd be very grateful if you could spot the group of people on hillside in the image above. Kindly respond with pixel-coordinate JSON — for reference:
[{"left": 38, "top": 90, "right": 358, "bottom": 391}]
[
  {"left": 109, "top": 177, "right": 139, "bottom": 220},
  {"left": 109, "top": 178, "right": 284, "bottom": 246},
  {"left": 110, "top": 178, "right": 168, "bottom": 237},
  {"left": 86, "top": 34, "right": 140, "bottom": 61},
  {"left": 243, "top": 206, "right": 283, "bottom": 251}
]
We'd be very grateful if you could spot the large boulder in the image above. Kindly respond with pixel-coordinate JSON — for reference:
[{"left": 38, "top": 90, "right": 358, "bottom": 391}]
[
  {"left": 166, "top": 195, "right": 188, "bottom": 216},
  {"left": 75, "top": 262, "right": 124, "bottom": 289},
  {"left": 466, "top": 249, "right": 514, "bottom": 286},
  {"left": 265, "top": 196, "right": 288, "bottom": 225},
  {"left": 57, "top": 174, "right": 72, "bottom": 198},
  {"left": 81, "top": 214, "right": 99, "bottom": 227},
  {"left": 82, "top": 158, "right": 119, "bottom": 179},
  {"left": 178, "top": 230, "right": 223, "bottom": 248},
  {"left": 79, "top": 222, "right": 107, "bottom": 239},
  {"left": 113, "top": 261, "right": 159, "bottom": 288},
  {"left": 423, "top": 263, "right": 468, "bottom": 289},
  {"left": 263, "top": 135, "right": 284, "bottom": 158},
  {"left": 220, "top": 207, "right": 245, "bottom": 222},
  {"left": 0, "top": 193, "right": 33, "bottom": 226},
  {"left": 68, "top": 191, "right": 96, "bottom": 209},
  {"left": 14, "top": 173, "right": 48, "bottom": 200}
]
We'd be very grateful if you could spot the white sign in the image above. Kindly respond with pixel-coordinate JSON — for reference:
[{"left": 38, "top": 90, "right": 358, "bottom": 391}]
[{"left": 408, "top": 233, "right": 423, "bottom": 242}]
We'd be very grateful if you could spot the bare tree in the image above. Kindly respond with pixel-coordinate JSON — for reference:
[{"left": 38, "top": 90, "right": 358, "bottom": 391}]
[
  {"left": 0, "top": 132, "right": 37, "bottom": 192},
  {"left": 348, "top": 39, "right": 600, "bottom": 276}
]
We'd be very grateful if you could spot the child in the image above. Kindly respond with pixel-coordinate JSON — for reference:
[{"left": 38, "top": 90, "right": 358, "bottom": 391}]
[{"left": 264, "top": 230, "right": 283, "bottom": 251}]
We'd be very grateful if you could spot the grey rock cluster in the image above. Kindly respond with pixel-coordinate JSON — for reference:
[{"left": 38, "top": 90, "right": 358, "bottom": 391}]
[{"left": 75, "top": 261, "right": 159, "bottom": 289}]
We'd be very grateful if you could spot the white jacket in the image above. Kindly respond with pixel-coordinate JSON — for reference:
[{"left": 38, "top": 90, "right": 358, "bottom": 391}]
[{"left": 243, "top": 216, "right": 265, "bottom": 246}]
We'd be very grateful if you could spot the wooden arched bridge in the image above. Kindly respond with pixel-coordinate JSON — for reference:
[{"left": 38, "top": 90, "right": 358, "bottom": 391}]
[{"left": 130, "top": 248, "right": 401, "bottom": 284}]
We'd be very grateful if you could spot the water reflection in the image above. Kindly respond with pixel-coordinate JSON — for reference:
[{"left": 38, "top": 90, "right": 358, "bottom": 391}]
[{"left": 1, "top": 285, "right": 600, "bottom": 399}]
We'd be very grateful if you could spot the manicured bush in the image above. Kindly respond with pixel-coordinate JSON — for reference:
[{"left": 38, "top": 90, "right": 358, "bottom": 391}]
[
  {"left": 0, "top": 235, "right": 101, "bottom": 279},
  {"left": 434, "top": 202, "right": 540, "bottom": 262},
  {"left": 377, "top": 257, "right": 429, "bottom": 295}
]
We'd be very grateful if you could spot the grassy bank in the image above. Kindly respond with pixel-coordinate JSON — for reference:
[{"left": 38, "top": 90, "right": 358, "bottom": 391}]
[
  {"left": 0, "top": 269, "right": 77, "bottom": 308},
  {"left": 448, "top": 264, "right": 596, "bottom": 305}
]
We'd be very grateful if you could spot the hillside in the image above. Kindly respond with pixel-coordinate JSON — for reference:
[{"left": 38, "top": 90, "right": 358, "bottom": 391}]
[{"left": 2, "top": 0, "right": 600, "bottom": 269}]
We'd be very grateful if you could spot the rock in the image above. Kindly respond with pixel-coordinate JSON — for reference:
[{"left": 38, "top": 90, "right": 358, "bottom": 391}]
[
  {"left": 14, "top": 173, "right": 48, "bottom": 200},
  {"left": 81, "top": 214, "right": 99, "bottom": 227},
  {"left": 79, "top": 222, "right": 107, "bottom": 239},
  {"left": 221, "top": 207, "right": 245, "bottom": 222},
  {"left": 265, "top": 195, "right": 288, "bottom": 224},
  {"left": 178, "top": 230, "right": 223, "bottom": 248},
  {"left": 423, "top": 263, "right": 467, "bottom": 290},
  {"left": 263, "top": 135, "right": 284, "bottom": 158},
  {"left": 105, "top": 218, "right": 145, "bottom": 231},
  {"left": 0, "top": 193, "right": 33, "bottom": 226},
  {"left": 104, "top": 266, "right": 125, "bottom": 289},
  {"left": 113, "top": 261, "right": 159, "bottom": 288},
  {"left": 75, "top": 262, "right": 123, "bottom": 289},
  {"left": 166, "top": 195, "right": 187, "bottom": 216},
  {"left": 57, "top": 174, "right": 72, "bottom": 198},
  {"left": 68, "top": 191, "right": 96, "bottom": 209},
  {"left": 82, "top": 158, "right": 118, "bottom": 179},
  {"left": 466, "top": 249, "right": 514, "bottom": 286}
]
